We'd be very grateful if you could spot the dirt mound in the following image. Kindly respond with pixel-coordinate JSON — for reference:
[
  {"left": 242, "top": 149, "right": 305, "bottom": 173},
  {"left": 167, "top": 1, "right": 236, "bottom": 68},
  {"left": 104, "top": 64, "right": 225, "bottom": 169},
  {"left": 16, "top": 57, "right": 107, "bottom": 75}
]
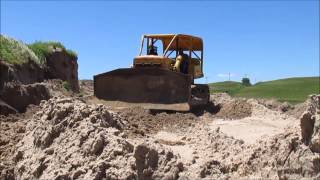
[
  {"left": 1, "top": 90, "right": 319, "bottom": 179},
  {"left": 224, "top": 95, "right": 320, "bottom": 179},
  {"left": 166, "top": 98, "right": 319, "bottom": 179},
  {"left": 117, "top": 107, "right": 199, "bottom": 137},
  {"left": 287, "top": 102, "right": 309, "bottom": 119},
  {"left": 226, "top": 128, "right": 319, "bottom": 179},
  {"left": 150, "top": 95, "right": 320, "bottom": 179},
  {"left": 300, "top": 94, "right": 320, "bottom": 152},
  {"left": 134, "top": 142, "right": 183, "bottom": 180},
  {"left": 215, "top": 99, "right": 252, "bottom": 119},
  {"left": 175, "top": 124, "right": 245, "bottom": 179},
  {"left": 12, "top": 97, "right": 182, "bottom": 179},
  {"left": 79, "top": 80, "right": 93, "bottom": 96},
  {"left": 0, "top": 104, "right": 40, "bottom": 179},
  {"left": 212, "top": 98, "right": 297, "bottom": 144},
  {"left": 256, "top": 98, "right": 293, "bottom": 112},
  {"left": 210, "top": 93, "right": 233, "bottom": 105}
]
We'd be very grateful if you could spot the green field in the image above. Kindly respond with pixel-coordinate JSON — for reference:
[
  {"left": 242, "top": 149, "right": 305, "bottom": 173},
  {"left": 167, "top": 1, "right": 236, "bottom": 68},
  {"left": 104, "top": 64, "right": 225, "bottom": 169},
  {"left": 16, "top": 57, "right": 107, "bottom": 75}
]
[
  {"left": 209, "top": 77, "right": 320, "bottom": 104},
  {"left": 209, "top": 81, "right": 244, "bottom": 95}
]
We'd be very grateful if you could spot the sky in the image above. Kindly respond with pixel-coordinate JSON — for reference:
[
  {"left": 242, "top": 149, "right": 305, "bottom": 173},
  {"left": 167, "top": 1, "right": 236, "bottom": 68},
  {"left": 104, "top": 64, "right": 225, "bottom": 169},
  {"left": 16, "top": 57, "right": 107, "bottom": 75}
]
[{"left": 1, "top": 0, "right": 319, "bottom": 83}]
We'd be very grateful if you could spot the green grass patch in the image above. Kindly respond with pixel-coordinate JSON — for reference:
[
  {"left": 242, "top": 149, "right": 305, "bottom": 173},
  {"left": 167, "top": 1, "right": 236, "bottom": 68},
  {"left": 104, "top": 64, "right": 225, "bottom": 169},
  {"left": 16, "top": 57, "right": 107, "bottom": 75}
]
[
  {"left": 28, "top": 41, "right": 77, "bottom": 64},
  {"left": 0, "top": 35, "right": 77, "bottom": 65},
  {"left": 0, "top": 35, "right": 41, "bottom": 65},
  {"left": 210, "top": 77, "right": 320, "bottom": 104},
  {"left": 234, "top": 77, "right": 319, "bottom": 104},
  {"left": 209, "top": 81, "right": 244, "bottom": 95},
  {"left": 62, "top": 81, "right": 72, "bottom": 91}
]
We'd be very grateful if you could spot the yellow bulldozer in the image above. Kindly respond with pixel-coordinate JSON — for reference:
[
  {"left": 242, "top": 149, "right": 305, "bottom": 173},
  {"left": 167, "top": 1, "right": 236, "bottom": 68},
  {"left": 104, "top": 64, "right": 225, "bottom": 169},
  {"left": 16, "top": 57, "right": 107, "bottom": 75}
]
[{"left": 93, "top": 34, "right": 209, "bottom": 111}]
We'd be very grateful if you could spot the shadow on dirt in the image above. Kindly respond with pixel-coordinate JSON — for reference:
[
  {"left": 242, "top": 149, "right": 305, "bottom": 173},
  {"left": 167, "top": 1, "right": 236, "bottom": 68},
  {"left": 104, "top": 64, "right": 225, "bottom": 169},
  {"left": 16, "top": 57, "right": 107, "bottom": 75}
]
[
  {"left": 191, "top": 102, "right": 221, "bottom": 116},
  {"left": 149, "top": 101, "right": 221, "bottom": 117}
]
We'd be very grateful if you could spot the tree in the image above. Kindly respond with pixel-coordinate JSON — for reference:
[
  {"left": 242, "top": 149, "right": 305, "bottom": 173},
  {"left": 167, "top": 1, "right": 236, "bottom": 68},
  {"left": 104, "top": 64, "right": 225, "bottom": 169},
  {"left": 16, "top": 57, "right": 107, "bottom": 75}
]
[{"left": 242, "top": 77, "right": 251, "bottom": 86}]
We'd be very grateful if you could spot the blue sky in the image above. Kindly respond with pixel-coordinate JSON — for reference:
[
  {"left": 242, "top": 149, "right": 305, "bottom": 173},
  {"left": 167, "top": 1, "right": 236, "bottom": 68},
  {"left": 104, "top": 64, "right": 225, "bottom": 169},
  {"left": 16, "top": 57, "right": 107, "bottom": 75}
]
[{"left": 1, "top": 0, "right": 319, "bottom": 83}]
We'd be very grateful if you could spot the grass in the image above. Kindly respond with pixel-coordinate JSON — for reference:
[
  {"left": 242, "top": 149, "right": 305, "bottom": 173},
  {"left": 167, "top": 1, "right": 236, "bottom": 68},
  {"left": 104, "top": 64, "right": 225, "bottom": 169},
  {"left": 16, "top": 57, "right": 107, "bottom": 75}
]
[
  {"left": 0, "top": 34, "right": 77, "bottom": 65},
  {"left": 62, "top": 81, "right": 72, "bottom": 91},
  {"left": 28, "top": 41, "right": 77, "bottom": 63},
  {"left": 209, "top": 77, "right": 320, "bottom": 104},
  {"left": 0, "top": 35, "right": 41, "bottom": 65},
  {"left": 209, "top": 81, "right": 244, "bottom": 95}
]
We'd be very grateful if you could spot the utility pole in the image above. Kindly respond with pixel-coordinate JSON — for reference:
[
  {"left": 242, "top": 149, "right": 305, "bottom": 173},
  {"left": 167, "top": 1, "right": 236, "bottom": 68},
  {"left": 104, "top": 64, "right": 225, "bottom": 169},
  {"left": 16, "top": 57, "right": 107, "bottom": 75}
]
[{"left": 228, "top": 72, "right": 231, "bottom": 81}]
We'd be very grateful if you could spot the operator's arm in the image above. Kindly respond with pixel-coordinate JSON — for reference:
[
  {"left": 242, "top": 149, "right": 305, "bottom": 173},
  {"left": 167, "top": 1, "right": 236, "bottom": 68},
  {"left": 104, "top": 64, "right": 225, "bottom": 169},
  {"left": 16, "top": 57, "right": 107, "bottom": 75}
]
[{"left": 174, "top": 55, "right": 184, "bottom": 71}]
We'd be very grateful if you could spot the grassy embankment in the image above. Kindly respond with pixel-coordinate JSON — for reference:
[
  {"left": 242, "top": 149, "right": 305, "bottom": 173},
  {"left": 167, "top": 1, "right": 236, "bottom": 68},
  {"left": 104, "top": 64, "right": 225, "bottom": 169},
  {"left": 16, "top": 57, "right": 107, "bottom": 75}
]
[
  {"left": 209, "top": 77, "right": 319, "bottom": 104},
  {"left": 0, "top": 35, "right": 77, "bottom": 65}
]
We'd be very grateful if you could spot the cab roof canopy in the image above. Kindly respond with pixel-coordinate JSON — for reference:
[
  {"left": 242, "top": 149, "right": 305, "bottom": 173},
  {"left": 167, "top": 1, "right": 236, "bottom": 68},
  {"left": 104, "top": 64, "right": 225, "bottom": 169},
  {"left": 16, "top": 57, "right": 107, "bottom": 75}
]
[{"left": 143, "top": 34, "right": 203, "bottom": 51}]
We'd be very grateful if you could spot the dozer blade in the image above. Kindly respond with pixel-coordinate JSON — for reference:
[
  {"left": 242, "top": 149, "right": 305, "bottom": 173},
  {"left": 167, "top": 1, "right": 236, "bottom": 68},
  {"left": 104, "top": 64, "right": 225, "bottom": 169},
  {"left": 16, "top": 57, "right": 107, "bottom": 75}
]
[{"left": 93, "top": 67, "right": 192, "bottom": 111}]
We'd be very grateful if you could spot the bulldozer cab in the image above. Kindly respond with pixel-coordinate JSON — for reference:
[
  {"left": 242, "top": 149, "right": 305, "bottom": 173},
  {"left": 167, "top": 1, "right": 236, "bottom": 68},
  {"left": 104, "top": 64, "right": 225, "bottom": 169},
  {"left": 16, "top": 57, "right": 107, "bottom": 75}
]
[{"left": 134, "top": 34, "right": 204, "bottom": 79}]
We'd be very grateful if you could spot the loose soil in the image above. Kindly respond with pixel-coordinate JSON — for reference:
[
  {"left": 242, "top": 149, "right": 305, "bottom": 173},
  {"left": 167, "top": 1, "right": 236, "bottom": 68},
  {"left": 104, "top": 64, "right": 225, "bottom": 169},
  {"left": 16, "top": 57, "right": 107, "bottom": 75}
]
[
  {"left": 1, "top": 84, "right": 319, "bottom": 179},
  {"left": 117, "top": 107, "right": 199, "bottom": 137}
]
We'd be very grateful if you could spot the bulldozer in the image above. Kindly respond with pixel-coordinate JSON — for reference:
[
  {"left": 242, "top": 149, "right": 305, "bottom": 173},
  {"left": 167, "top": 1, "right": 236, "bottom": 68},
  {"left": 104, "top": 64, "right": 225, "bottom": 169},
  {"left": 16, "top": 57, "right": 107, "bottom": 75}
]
[{"left": 93, "top": 34, "right": 209, "bottom": 111}]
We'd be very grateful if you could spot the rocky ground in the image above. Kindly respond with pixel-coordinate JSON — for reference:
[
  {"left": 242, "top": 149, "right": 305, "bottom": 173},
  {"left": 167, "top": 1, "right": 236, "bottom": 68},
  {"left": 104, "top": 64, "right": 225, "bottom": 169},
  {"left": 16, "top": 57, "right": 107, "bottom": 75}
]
[{"left": 0, "top": 80, "right": 319, "bottom": 180}]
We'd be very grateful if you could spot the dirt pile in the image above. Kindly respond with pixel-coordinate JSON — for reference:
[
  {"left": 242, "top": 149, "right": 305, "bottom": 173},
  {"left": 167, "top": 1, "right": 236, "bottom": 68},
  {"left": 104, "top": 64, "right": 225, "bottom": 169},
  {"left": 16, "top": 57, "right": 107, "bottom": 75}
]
[
  {"left": 79, "top": 80, "right": 94, "bottom": 96},
  {"left": 212, "top": 98, "right": 297, "bottom": 145},
  {"left": 151, "top": 95, "right": 320, "bottom": 179},
  {"left": 0, "top": 105, "right": 39, "bottom": 179},
  {"left": 300, "top": 94, "right": 320, "bottom": 152},
  {"left": 257, "top": 99, "right": 293, "bottom": 112},
  {"left": 117, "top": 107, "right": 199, "bottom": 137},
  {"left": 223, "top": 95, "right": 320, "bottom": 179},
  {"left": 227, "top": 127, "right": 319, "bottom": 179},
  {"left": 215, "top": 99, "right": 252, "bottom": 119},
  {"left": 173, "top": 124, "right": 245, "bottom": 179},
  {"left": 134, "top": 142, "right": 183, "bottom": 180},
  {"left": 287, "top": 102, "right": 308, "bottom": 119},
  {"left": 210, "top": 93, "right": 252, "bottom": 120},
  {"left": 11, "top": 97, "right": 182, "bottom": 179},
  {"left": 224, "top": 127, "right": 315, "bottom": 179},
  {"left": 1, "top": 90, "right": 319, "bottom": 179},
  {"left": 210, "top": 93, "right": 233, "bottom": 105}
]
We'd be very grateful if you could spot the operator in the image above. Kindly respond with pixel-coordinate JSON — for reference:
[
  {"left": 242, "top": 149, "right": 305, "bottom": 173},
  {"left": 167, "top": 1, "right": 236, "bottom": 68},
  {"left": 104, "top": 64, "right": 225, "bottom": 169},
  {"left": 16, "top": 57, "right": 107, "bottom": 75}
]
[
  {"left": 174, "top": 49, "right": 189, "bottom": 74},
  {"left": 148, "top": 45, "right": 158, "bottom": 55}
]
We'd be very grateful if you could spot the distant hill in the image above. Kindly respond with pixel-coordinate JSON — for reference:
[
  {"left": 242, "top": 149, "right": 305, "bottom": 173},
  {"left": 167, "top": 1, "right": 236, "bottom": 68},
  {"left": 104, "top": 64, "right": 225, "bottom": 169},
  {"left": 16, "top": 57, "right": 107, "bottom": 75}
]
[
  {"left": 209, "top": 81, "right": 244, "bottom": 95},
  {"left": 209, "top": 77, "right": 319, "bottom": 104}
]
